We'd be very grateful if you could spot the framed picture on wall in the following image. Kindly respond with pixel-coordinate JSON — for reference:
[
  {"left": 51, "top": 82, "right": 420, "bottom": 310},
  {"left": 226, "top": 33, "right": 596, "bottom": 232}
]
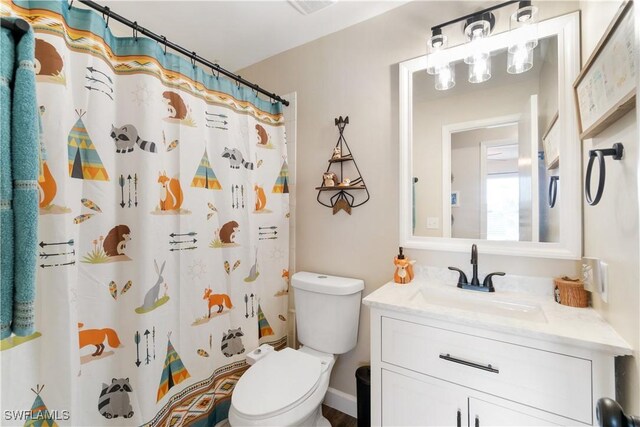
[
  {"left": 574, "top": 0, "right": 635, "bottom": 140},
  {"left": 542, "top": 112, "right": 560, "bottom": 169}
]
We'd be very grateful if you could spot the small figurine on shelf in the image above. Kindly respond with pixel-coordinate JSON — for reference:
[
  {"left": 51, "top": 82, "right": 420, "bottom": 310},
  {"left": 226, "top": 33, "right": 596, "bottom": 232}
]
[
  {"left": 393, "top": 247, "right": 415, "bottom": 285},
  {"left": 338, "top": 178, "right": 351, "bottom": 187},
  {"left": 323, "top": 172, "right": 339, "bottom": 187},
  {"left": 331, "top": 147, "right": 342, "bottom": 160}
]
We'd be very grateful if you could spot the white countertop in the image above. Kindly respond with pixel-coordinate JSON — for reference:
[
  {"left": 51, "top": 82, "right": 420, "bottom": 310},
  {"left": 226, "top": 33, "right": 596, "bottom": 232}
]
[{"left": 363, "top": 280, "right": 632, "bottom": 355}]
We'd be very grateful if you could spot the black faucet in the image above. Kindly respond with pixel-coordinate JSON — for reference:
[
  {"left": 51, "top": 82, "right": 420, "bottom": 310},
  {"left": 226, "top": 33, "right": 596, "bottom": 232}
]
[
  {"left": 448, "top": 244, "right": 505, "bottom": 292},
  {"left": 470, "top": 244, "right": 480, "bottom": 286}
]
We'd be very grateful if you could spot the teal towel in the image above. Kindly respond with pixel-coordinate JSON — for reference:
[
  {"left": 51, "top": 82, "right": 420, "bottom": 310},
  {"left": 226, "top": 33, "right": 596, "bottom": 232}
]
[{"left": 1, "top": 19, "right": 39, "bottom": 339}]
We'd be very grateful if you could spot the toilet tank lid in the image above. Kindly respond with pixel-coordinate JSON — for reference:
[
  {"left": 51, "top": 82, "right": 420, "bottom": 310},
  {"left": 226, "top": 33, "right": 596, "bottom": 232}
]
[{"left": 292, "top": 272, "right": 364, "bottom": 295}]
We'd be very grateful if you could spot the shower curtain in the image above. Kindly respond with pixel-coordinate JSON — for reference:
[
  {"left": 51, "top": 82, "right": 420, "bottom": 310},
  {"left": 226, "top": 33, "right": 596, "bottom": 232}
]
[{"left": 0, "top": 1, "right": 289, "bottom": 425}]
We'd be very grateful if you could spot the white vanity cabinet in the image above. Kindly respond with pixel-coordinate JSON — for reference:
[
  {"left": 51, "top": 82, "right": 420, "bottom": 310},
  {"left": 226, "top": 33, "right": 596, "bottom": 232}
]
[
  {"left": 382, "top": 369, "right": 563, "bottom": 426},
  {"left": 366, "top": 282, "right": 632, "bottom": 427}
]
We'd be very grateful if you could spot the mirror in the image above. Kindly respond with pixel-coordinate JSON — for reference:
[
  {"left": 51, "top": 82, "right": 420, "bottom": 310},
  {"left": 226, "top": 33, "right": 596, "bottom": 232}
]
[{"left": 399, "top": 12, "right": 581, "bottom": 259}]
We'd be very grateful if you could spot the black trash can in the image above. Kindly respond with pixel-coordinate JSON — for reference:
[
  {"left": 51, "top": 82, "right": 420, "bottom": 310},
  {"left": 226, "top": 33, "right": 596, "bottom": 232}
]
[{"left": 355, "top": 365, "right": 371, "bottom": 427}]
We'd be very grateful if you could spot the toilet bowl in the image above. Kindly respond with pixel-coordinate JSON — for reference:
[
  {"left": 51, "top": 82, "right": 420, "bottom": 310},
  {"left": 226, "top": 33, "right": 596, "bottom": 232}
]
[
  {"left": 229, "top": 346, "right": 335, "bottom": 426},
  {"left": 228, "top": 272, "right": 364, "bottom": 427}
]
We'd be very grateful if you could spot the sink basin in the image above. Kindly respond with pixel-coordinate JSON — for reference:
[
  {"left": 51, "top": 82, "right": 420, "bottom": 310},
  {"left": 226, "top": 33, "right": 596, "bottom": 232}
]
[{"left": 411, "top": 285, "right": 548, "bottom": 323}]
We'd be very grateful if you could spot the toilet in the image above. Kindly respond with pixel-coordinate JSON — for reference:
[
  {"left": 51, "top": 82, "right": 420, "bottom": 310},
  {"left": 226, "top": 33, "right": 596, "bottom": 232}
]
[{"left": 229, "top": 272, "right": 364, "bottom": 426}]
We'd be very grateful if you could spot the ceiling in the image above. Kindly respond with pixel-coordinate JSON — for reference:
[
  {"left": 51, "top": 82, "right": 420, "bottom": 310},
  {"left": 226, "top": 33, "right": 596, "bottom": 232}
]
[{"left": 89, "top": 1, "right": 410, "bottom": 71}]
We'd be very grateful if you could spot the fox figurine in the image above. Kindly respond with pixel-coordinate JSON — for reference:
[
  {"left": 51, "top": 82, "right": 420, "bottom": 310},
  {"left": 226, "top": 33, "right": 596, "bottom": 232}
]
[
  {"left": 254, "top": 184, "right": 267, "bottom": 212},
  {"left": 158, "top": 172, "right": 183, "bottom": 211},
  {"left": 203, "top": 289, "right": 233, "bottom": 317}
]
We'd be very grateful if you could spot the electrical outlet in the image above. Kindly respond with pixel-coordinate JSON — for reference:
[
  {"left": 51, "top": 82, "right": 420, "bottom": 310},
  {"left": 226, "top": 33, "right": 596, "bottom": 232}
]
[
  {"left": 582, "top": 257, "right": 608, "bottom": 303},
  {"left": 426, "top": 217, "right": 439, "bottom": 229}
]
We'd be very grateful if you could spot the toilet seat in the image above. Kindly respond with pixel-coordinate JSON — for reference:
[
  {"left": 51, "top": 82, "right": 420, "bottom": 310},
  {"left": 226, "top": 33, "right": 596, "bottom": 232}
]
[{"left": 232, "top": 348, "right": 323, "bottom": 419}]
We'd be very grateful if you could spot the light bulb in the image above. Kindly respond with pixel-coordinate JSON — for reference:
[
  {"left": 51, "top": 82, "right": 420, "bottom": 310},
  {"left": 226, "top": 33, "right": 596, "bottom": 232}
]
[
  {"left": 507, "top": 44, "right": 533, "bottom": 74},
  {"left": 464, "top": 18, "right": 491, "bottom": 65},
  {"left": 435, "top": 63, "right": 455, "bottom": 90},
  {"left": 468, "top": 56, "right": 491, "bottom": 83},
  {"left": 426, "top": 33, "right": 447, "bottom": 75}
]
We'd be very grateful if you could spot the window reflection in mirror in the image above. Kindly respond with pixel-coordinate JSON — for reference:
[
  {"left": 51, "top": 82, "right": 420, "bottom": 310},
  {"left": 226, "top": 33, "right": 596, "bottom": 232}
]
[{"left": 412, "top": 35, "right": 560, "bottom": 243}]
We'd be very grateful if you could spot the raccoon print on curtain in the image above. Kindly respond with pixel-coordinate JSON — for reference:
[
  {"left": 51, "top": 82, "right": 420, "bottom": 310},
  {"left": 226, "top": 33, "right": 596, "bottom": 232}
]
[{"left": 0, "top": 2, "right": 289, "bottom": 426}]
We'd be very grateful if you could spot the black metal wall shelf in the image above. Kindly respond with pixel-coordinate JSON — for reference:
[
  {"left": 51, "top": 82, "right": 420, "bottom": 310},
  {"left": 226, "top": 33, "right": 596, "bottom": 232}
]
[{"left": 316, "top": 116, "right": 370, "bottom": 215}]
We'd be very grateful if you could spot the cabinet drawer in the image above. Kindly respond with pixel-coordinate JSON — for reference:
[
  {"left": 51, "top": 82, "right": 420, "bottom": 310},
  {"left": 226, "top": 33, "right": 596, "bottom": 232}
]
[{"left": 381, "top": 317, "right": 592, "bottom": 424}]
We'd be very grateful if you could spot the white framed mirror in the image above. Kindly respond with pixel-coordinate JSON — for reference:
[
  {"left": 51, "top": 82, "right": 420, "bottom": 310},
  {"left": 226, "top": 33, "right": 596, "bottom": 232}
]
[{"left": 399, "top": 12, "right": 581, "bottom": 259}]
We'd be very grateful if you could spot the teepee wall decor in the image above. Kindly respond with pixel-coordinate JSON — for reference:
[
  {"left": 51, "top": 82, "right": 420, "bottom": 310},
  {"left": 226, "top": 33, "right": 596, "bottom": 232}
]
[
  {"left": 156, "top": 334, "right": 191, "bottom": 402},
  {"left": 316, "top": 116, "right": 369, "bottom": 215}
]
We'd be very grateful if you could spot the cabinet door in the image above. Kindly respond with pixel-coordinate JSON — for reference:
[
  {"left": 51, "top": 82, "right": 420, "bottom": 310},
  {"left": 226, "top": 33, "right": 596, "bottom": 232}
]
[
  {"left": 382, "top": 369, "right": 466, "bottom": 426},
  {"left": 469, "top": 397, "right": 561, "bottom": 426}
]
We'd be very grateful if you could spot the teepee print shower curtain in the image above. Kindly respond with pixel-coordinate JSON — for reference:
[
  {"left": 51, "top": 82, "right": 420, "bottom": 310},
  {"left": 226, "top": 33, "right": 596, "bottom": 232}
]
[{"left": 0, "top": 2, "right": 289, "bottom": 425}]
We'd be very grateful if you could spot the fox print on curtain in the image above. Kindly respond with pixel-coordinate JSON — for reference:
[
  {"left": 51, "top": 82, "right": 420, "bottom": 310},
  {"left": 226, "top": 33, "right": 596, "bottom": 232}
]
[{"left": 0, "top": 1, "right": 289, "bottom": 426}]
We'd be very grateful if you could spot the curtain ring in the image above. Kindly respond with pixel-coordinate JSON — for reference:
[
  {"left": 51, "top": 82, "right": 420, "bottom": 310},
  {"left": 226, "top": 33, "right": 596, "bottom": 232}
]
[
  {"left": 236, "top": 77, "right": 241, "bottom": 88},
  {"left": 253, "top": 85, "right": 259, "bottom": 97},
  {"left": 68, "top": 0, "right": 74, "bottom": 10},
  {"left": 211, "top": 66, "right": 219, "bottom": 80},
  {"left": 104, "top": 6, "right": 111, "bottom": 28},
  {"left": 132, "top": 21, "right": 138, "bottom": 41},
  {"left": 191, "top": 51, "right": 197, "bottom": 68},
  {"left": 161, "top": 35, "right": 167, "bottom": 55}
]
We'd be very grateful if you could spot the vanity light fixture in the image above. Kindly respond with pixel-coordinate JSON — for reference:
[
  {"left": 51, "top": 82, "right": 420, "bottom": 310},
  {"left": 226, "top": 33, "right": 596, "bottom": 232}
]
[
  {"left": 464, "top": 12, "right": 493, "bottom": 84},
  {"left": 427, "top": 28, "right": 456, "bottom": 90},
  {"left": 507, "top": 0, "right": 539, "bottom": 74},
  {"left": 426, "top": 0, "right": 538, "bottom": 90}
]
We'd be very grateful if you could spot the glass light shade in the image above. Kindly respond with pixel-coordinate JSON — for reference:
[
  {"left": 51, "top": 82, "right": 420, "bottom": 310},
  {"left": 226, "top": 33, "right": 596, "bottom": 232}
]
[
  {"left": 507, "top": 44, "right": 533, "bottom": 74},
  {"left": 426, "top": 34, "right": 448, "bottom": 75},
  {"left": 468, "top": 56, "right": 491, "bottom": 83},
  {"left": 435, "top": 63, "right": 455, "bottom": 91},
  {"left": 509, "top": 5, "right": 538, "bottom": 52},
  {"left": 464, "top": 20, "right": 491, "bottom": 65}
]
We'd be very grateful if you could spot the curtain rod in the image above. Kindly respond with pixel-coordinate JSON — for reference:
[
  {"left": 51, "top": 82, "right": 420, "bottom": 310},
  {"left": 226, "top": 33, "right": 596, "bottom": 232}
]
[{"left": 75, "top": 0, "right": 289, "bottom": 107}]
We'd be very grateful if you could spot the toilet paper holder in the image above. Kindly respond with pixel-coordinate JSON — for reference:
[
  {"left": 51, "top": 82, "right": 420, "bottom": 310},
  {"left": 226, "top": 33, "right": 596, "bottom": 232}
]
[{"left": 585, "top": 143, "right": 624, "bottom": 206}]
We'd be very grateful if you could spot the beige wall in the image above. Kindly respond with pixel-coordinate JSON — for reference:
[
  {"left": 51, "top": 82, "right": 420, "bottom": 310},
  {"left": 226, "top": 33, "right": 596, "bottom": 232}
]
[
  {"left": 241, "top": 0, "right": 639, "bottom": 410},
  {"left": 578, "top": 0, "right": 640, "bottom": 413}
]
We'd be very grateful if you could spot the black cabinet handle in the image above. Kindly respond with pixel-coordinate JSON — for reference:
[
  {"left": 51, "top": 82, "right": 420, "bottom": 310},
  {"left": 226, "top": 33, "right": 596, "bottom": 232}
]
[
  {"left": 457, "top": 410, "right": 461, "bottom": 427},
  {"left": 439, "top": 353, "right": 499, "bottom": 374},
  {"left": 475, "top": 416, "right": 480, "bottom": 427}
]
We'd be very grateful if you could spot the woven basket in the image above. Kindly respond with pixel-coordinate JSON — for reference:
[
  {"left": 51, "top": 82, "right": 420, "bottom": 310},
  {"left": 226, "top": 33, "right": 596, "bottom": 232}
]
[{"left": 554, "top": 277, "right": 589, "bottom": 308}]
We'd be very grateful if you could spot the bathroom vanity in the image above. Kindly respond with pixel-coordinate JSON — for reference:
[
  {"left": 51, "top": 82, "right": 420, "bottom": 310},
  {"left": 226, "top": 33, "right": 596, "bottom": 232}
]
[{"left": 363, "top": 279, "right": 631, "bottom": 426}]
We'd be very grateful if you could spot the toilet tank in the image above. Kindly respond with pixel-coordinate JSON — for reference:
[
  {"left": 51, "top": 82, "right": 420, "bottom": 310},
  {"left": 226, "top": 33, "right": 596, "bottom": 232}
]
[{"left": 292, "top": 272, "right": 364, "bottom": 355}]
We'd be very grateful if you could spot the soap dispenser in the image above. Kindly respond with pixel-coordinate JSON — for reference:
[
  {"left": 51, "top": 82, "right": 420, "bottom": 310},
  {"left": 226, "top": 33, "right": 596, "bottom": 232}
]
[{"left": 393, "top": 247, "right": 416, "bottom": 284}]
